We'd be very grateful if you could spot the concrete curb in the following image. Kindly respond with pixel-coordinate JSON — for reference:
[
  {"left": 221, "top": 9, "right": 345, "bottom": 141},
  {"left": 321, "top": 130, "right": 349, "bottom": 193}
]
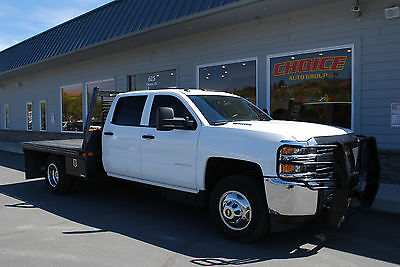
[{"left": 0, "top": 140, "right": 399, "bottom": 214}]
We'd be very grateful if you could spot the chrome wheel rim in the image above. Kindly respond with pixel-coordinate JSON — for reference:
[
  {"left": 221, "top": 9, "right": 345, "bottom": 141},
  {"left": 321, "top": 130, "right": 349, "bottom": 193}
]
[
  {"left": 218, "top": 191, "right": 252, "bottom": 231},
  {"left": 47, "top": 163, "right": 59, "bottom": 188}
]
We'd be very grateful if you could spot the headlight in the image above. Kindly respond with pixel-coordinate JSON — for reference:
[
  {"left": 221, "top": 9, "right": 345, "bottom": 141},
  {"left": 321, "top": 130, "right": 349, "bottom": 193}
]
[
  {"left": 280, "top": 145, "right": 316, "bottom": 155},
  {"left": 278, "top": 145, "right": 316, "bottom": 178}
]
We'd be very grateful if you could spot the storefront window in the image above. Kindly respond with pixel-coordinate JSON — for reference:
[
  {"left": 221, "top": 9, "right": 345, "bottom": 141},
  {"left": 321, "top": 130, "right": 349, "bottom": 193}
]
[
  {"left": 87, "top": 79, "right": 114, "bottom": 127},
  {"left": 269, "top": 48, "right": 352, "bottom": 129},
  {"left": 26, "top": 103, "right": 32, "bottom": 131},
  {"left": 5, "top": 104, "right": 9, "bottom": 129},
  {"left": 198, "top": 59, "right": 257, "bottom": 104},
  {"left": 62, "top": 84, "right": 83, "bottom": 132},
  {"left": 133, "top": 69, "right": 176, "bottom": 90},
  {"left": 40, "top": 101, "right": 46, "bottom": 131}
]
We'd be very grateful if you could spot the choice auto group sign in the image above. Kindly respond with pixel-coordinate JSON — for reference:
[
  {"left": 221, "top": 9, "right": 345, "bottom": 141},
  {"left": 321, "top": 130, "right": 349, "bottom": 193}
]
[
  {"left": 271, "top": 48, "right": 351, "bottom": 82},
  {"left": 270, "top": 47, "right": 352, "bottom": 90},
  {"left": 273, "top": 55, "right": 348, "bottom": 81}
]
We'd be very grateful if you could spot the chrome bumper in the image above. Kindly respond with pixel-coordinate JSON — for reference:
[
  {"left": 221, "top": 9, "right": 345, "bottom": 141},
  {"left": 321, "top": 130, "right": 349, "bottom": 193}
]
[{"left": 264, "top": 177, "right": 319, "bottom": 216}]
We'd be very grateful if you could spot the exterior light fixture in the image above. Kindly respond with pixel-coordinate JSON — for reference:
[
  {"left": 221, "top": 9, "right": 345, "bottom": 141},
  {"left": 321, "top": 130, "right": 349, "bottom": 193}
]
[
  {"left": 242, "top": 62, "right": 247, "bottom": 66},
  {"left": 351, "top": 0, "right": 361, "bottom": 21},
  {"left": 170, "top": 72, "right": 174, "bottom": 76},
  {"left": 347, "top": 49, "right": 352, "bottom": 53},
  {"left": 222, "top": 65, "right": 226, "bottom": 69},
  {"left": 221, "top": 75, "right": 225, "bottom": 78}
]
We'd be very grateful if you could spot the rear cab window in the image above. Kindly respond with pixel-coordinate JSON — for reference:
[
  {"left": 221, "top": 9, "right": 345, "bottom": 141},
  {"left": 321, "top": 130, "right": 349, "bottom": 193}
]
[{"left": 112, "top": 95, "right": 147, "bottom": 126}]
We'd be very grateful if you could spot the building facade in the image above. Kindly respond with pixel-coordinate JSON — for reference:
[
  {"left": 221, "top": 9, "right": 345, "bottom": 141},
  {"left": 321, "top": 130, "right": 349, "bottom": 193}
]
[{"left": 0, "top": 0, "right": 399, "bottom": 151}]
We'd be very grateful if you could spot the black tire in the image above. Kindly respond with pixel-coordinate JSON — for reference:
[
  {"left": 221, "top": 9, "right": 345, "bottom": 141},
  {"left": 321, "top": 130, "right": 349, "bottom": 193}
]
[
  {"left": 45, "top": 156, "right": 73, "bottom": 194},
  {"left": 209, "top": 175, "right": 269, "bottom": 242}
]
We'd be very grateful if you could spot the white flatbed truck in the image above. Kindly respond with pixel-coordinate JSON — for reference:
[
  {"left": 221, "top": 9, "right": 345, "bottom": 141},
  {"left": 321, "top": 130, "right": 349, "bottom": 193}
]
[{"left": 22, "top": 88, "right": 380, "bottom": 242}]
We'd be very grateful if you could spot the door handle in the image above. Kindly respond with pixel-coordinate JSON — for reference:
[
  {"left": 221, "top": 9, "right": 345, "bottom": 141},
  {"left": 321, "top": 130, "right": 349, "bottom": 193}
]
[
  {"left": 104, "top": 132, "right": 114, "bottom": 136},
  {"left": 142, "top": 135, "right": 155, "bottom": 140}
]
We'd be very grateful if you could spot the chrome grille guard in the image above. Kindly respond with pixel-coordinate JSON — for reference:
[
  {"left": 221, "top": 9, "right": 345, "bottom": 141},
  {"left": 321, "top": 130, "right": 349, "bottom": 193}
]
[{"left": 277, "top": 136, "right": 380, "bottom": 193}]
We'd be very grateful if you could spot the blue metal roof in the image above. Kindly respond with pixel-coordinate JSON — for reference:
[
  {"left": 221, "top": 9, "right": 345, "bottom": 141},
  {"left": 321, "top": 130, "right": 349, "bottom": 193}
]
[{"left": 0, "top": 0, "right": 242, "bottom": 75}]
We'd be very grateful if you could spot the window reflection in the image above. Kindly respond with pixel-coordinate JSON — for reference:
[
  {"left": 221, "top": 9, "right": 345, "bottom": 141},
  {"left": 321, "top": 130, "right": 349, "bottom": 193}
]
[
  {"left": 40, "top": 101, "right": 46, "bottom": 131},
  {"left": 133, "top": 69, "right": 177, "bottom": 90},
  {"left": 270, "top": 48, "right": 352, "bottom": 129},
  {"left": 5, "top": 105, "right": 9, "bottom": 129},
  {"left": 26, "top": 103, "right": 32, "bottom": 131},
  {"left": 199, "top": 60, "right": 256, "bottom": 104},
  {"left": 62, "top": 84, "right": 83, "bottom": 132}
]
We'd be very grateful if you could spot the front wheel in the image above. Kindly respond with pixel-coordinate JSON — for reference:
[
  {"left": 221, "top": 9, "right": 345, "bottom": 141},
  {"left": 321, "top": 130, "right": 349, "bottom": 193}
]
[{"left": 210, "top": 175, "right": 269, "bottom": 242}]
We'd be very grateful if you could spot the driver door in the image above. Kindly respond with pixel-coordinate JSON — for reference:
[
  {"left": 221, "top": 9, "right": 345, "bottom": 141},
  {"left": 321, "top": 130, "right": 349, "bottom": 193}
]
[{"left": 140, "top": 95, "right": 200, "bottom": 190}]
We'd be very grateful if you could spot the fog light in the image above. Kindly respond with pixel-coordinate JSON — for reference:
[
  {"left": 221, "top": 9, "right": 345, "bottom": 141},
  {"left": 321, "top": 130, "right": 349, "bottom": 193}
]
[{"left": 281, "top": 164, "right": 296, "bottom": 174}]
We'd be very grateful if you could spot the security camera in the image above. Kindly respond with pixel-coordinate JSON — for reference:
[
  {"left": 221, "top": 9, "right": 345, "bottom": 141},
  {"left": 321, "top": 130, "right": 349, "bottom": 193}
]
[{"left": 351, "top": 5, "right": 361, "bottom": 20}]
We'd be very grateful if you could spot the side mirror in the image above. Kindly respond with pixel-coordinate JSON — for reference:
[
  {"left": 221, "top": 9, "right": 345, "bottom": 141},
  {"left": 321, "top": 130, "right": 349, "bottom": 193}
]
[
  {"left": 156, "top": 107, "right": 197, "bottom": 131},
  {"left": 156, "top": 107, "right": 175, "bottom": 131}
]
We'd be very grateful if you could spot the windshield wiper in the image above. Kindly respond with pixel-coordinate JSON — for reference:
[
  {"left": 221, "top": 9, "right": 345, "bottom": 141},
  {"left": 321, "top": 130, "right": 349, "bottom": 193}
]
[{"left": 213, "top": 121, "right": 229, "bottom": 126}]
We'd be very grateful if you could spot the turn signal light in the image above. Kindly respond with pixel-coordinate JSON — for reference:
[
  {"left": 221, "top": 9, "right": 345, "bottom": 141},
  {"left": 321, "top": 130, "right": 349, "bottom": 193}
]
[{"left": 281, "top": 147, "right": 296, "bottom": 155}]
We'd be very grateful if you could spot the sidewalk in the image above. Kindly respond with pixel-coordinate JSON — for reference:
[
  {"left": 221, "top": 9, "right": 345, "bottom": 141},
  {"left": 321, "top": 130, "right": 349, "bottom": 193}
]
[
  {"left": 0, "top": 140, "right": 23, "bottom": 154},
  {"left": 0, "top": 140, "right": 399, "bottom": 214}
]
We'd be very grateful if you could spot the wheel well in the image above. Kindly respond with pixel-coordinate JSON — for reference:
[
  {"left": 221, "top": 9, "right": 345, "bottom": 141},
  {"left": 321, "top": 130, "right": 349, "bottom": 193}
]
[
  {"left": 204, "top": 157, "right": 264, "bottom": 194},
  {"left": 24, "top": 151, "right": 58, "bottom": 179}
]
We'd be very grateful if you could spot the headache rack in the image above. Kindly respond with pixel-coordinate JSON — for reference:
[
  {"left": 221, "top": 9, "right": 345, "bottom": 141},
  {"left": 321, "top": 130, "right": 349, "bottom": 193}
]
[
  {"left": 83, "top": 87, "right": 119, "bottom": 132},
  {"left": 82, "top": 87, "right": 119, "bottom": 151}
]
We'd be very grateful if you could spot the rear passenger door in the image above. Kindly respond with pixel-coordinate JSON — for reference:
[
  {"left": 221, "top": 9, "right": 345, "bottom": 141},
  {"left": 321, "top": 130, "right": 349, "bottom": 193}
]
[{"left": 102, "top": 95, "right": 147, "bottom": 179}]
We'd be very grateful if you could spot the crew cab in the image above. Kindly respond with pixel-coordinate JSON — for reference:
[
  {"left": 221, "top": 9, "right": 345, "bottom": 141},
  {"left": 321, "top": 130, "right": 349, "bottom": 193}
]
[{"left": 22, "top": 89, "right": 380, "bottom": 242}]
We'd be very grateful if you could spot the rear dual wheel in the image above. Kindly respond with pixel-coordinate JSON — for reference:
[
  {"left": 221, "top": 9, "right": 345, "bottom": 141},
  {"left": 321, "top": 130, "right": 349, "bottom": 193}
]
[
  {"left": 210, "top": 175, "right": 269, "bottom": 242},
  {"left": 45, "top": 156, "right": 73, "bottom": 194}
]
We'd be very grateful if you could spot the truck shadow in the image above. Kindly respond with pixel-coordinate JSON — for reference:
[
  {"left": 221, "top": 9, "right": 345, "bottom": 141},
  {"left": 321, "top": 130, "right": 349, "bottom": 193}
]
[
  {"left": 0, "top": 151, "right": 25, "bottom": 172},
  {"left": 0, "top": 176, "right": 399, "bottom": 265}
]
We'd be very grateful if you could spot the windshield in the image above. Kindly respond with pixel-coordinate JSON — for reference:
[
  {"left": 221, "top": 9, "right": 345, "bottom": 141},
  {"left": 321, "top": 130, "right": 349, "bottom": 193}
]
[{"left": 188, "top": 95, "right": 271, "bottom": 125}]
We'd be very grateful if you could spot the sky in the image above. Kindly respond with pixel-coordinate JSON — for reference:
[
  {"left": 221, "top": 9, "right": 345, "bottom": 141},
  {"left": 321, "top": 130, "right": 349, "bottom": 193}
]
[{"left": 0, "top": 0, "right": 113, "bottom": 52}]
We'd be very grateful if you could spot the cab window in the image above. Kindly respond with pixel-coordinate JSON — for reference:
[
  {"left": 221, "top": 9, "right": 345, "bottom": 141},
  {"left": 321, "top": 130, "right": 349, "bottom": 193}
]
[{"left": 149, "top": 95, "right": 196, "bottom": 128}]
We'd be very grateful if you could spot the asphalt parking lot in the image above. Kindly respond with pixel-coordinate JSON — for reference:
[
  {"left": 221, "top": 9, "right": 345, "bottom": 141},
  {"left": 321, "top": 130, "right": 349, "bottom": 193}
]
[{"left": 0, "top": 150, "right": 399, "bottom": 267}]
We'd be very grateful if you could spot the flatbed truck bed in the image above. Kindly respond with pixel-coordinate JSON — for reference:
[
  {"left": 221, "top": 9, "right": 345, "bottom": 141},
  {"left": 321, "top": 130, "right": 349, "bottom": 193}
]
[
  {"left": 21, "top": 88, "right": 116, "bottom": 181},
  {"left": 21, "top": 139, "right": 83, "bottom": 158}
]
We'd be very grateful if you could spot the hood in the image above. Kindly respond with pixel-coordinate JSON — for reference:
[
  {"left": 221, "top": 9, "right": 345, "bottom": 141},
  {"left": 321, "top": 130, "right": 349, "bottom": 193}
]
[{"left": 219, "top": 120, "right": 352, "bottom": 142}]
